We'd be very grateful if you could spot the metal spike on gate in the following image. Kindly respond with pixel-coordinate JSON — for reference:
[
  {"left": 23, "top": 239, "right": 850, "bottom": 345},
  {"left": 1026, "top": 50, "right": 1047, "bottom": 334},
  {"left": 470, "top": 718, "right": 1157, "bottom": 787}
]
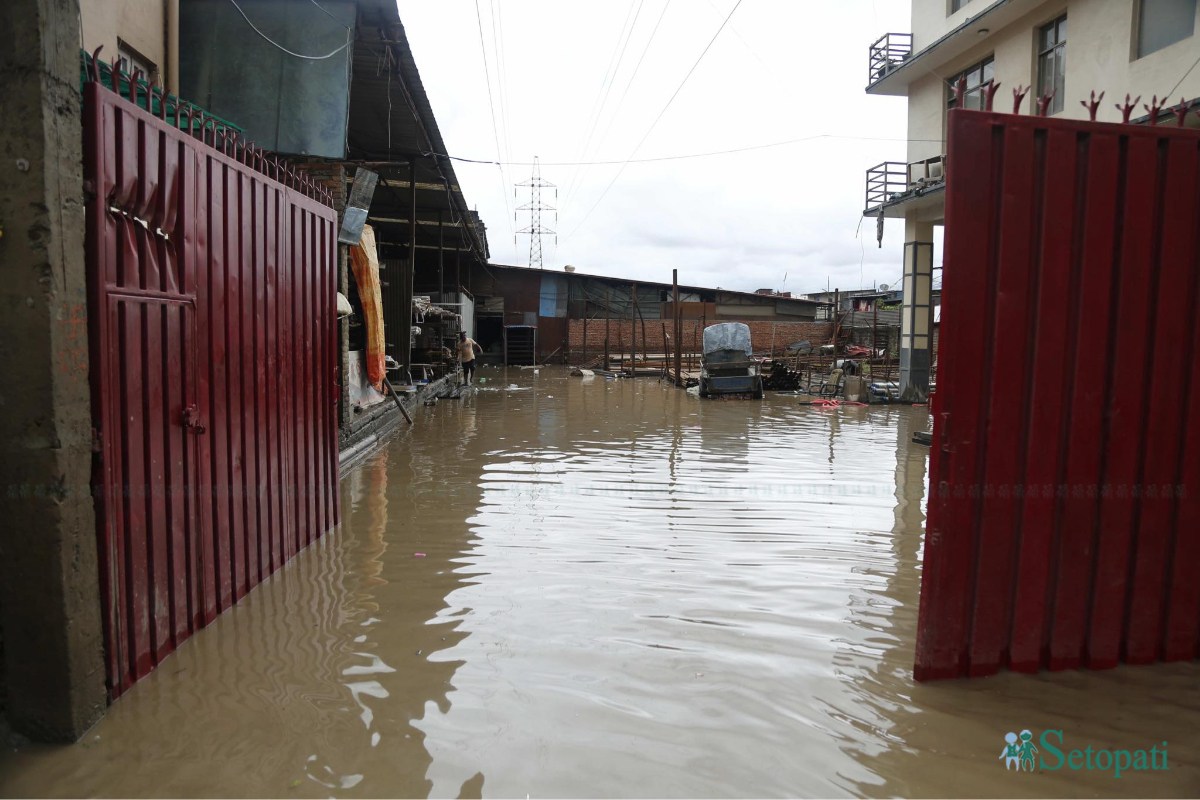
[
  {"left": 951, "top": 75, "right": 968, "bottom": 106},
  {"left": 131, "top": 70, "right": 144, "bottom": 109},
  {"left": 1144, "top": 95, "right": 1164, "bottom": 125},
  {"left": 1011, "top": 84, "right": 1030, "bottom": 114},
  {"left": 1036, "top": 92, "right": 1056, "bottom": 116},
  {"left": 1080, "top": 90, "right": 1105, "bottom": 121},
  {"left": 89, "top": 46, "right": 103, "bottom": 83},
  {"left": 984, "top": 81, "right": 1002, "bottom": 111},
  {"left": 1116, "top": 94, "right": 1141, "bottom": 123},
  {"left": 1172, "top": 98, "right": 1190, "bottom": 127}
]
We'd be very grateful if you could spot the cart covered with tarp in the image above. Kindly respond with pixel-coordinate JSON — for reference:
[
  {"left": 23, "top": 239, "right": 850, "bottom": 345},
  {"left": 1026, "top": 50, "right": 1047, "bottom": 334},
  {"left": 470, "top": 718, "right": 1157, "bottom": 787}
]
[{"left": 699, "top": 322, "right": 763, "bottom": 398}]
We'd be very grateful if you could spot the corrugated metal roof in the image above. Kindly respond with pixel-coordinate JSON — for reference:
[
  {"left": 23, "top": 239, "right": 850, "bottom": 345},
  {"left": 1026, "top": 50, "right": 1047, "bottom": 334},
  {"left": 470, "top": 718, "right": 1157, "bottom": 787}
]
[
  {"left": 485, "top": 262, "right": 822, "bottom": 307},
  {"left": 347, "top": 1, "right": 489, "bottom": 260}
]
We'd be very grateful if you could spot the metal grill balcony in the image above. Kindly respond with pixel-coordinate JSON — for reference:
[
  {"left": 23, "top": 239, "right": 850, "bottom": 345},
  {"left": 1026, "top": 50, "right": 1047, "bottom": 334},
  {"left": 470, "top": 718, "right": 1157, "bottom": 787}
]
[
  {"left": 868, "top": 33, "right": 913, "bottom": 86},
  {"left": 865, "top": 155, "right": 947, "bottom": 215}
]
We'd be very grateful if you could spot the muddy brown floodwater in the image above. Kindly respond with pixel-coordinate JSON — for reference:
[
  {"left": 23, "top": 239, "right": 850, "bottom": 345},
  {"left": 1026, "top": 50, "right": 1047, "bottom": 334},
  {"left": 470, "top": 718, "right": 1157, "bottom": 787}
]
[{"left": 1, "top": 366, "right": 1198, "bottom": 798}]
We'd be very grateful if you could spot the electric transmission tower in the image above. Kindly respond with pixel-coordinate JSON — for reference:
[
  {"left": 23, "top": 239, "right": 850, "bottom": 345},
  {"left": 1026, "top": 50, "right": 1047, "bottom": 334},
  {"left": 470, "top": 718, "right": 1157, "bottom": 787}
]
[{"left": 515, "top": 156, "right": 556, "bottom": 268}]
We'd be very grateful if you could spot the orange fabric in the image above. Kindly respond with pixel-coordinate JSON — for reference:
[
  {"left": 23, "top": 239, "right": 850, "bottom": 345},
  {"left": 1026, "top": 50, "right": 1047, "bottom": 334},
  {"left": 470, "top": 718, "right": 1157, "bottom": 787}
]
[{"left": 350, "top": 225, "right": 386, "bottom": 390}]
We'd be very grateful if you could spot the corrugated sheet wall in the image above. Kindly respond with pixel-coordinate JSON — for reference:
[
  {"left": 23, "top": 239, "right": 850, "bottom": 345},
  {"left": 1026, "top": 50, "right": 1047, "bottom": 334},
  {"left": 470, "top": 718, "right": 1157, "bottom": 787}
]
[
  {"left": 84, "top": 75, "right": 340, "bottom": 697},
  {"left": 917, "top": 109, "right": 1200, "bottom": 680}
]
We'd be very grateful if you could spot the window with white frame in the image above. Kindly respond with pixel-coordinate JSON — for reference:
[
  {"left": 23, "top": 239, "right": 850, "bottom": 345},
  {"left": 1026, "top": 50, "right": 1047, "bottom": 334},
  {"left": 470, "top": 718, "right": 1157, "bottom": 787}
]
[
  {"left": 1137, "top": 0, "right": 1197, "bottom": 57},
  {"left": 1037, "top": 15, "right": 1067, "bottom": 114},
  {"left": 946, "top": 56, "right": 995, "bottom": 111},
  {"left": 117, "top": 39, "right": 156, "bottom": 81}
]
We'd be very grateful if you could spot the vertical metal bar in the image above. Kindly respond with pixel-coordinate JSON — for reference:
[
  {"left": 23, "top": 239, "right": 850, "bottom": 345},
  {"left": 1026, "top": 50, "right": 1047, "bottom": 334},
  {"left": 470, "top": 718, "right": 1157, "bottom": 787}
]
[{"left": 401, "top": 160, "right": 417, "bottom": 379}]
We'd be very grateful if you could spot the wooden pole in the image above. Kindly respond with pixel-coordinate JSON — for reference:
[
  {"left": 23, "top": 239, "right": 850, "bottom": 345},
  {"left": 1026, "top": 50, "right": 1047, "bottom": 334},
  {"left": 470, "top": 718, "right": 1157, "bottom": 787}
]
[
  {"left": 382, "top": 376, "right": 413, "bottom": 425},
  {"left": 582, "top": 300, "right": 588, "bottom": 366},
  {"left": 672, "top": 268, "right": 682, "bottom": 386},
  {"left": 630, "top": 282, "right": 637, "bottom": 375},
  {"left": 604, "top": 287, "right": 611, "bottom": 369}
]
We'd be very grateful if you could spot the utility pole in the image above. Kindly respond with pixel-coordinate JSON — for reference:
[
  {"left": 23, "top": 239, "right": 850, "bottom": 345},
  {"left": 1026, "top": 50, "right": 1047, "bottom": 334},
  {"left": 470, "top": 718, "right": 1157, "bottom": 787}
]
[{"left": 515, "top": 156, "right": 556, "bottom": 268}]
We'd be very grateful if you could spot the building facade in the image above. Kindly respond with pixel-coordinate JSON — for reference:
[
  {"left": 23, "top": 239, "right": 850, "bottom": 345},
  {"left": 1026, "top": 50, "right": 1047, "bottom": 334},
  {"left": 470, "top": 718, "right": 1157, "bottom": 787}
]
[{"left": 865, "top": 0, "right": 1200, "bottom": 399}]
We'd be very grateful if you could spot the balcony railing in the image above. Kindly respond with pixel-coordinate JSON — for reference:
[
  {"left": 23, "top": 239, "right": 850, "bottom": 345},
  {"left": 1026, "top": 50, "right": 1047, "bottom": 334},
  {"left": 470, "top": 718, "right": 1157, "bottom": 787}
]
[
  {"left": 868, "top": 32, "right": 913, "bottom": 85},
  {"left": 865, "top": 155, "right": 947, "bottom": 212},
  {"left": 865, "top": 162, "right": 908, "bottom": 211}
]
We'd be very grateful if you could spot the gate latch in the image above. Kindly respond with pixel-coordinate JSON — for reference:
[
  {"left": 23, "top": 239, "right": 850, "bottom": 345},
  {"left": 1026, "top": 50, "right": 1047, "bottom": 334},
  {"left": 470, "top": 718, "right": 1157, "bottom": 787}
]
[{"left": 183, "top": 405, "right": 206, "bottom": 434}]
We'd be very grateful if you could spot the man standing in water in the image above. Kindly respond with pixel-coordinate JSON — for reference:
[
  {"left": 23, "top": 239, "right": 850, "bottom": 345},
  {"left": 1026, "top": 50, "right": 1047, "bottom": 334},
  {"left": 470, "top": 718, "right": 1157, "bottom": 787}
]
[{"left": 458, "top": 331, "right": 481, "bottom": 385}]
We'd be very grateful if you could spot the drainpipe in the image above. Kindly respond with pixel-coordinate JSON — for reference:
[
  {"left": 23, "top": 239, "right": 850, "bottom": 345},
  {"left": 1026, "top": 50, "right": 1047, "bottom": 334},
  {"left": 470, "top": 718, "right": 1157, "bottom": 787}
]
[{"left": 166, "top": 0, "right": 179, "bottom": 94}]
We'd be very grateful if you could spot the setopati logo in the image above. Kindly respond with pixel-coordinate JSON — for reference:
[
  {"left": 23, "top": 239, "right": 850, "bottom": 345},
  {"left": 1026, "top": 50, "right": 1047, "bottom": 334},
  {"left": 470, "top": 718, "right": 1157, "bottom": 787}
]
[{"left": 1000, "top": 729, "right": 1169, "bottom": 778}]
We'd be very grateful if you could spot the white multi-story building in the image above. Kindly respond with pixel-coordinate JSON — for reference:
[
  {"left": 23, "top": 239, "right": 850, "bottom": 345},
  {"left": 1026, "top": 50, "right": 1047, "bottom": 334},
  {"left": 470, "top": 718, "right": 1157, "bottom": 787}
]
[{"left": 865, "top": 0, "right": 1200, "bottom": 400}]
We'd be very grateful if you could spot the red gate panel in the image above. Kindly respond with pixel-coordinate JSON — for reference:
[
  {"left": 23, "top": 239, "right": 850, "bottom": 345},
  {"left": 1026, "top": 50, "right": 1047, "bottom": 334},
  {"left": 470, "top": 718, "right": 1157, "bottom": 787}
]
[
  {"left": 84, "top": 64, "right": 340, "bottom": 697},
  {"left": 917, "top": 108, "right": 1200, "bottom": 680}
]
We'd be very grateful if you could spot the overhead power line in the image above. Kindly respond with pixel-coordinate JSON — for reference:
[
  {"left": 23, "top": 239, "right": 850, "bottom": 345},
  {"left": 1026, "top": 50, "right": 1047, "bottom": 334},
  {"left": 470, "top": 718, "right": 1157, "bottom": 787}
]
[
  {"left": 564, "top": 0, "right": 744, "bottom": 240},
  {"left": 474, "top": 0, "right": 516, "bottom": 260},
  {"left": 589, "top": 0, "right": 675, "bottom": 172},
  {"left": 431, "top": 134, "right": 947, "bottom": 168},
  {"left": 562, "top": 0, "right": 647, "bottom": 213}
]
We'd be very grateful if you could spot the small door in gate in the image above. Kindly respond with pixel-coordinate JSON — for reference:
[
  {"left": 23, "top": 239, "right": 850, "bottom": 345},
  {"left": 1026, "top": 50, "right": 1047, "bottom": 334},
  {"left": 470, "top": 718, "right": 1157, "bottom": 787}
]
[{"left": 97, "top": 294, "right": 204, "bottom": 695}]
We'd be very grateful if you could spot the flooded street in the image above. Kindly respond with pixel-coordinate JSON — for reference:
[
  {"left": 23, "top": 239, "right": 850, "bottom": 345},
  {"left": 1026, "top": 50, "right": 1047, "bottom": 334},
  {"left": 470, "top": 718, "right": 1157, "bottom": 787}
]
[{"left": 1, "top": 366, "right": 1197, "bottom": 798}]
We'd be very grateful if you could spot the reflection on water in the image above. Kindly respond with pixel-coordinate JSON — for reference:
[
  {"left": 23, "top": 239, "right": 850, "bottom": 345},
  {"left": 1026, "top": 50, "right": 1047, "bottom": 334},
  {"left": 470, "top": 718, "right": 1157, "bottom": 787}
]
[{"left": 1, "top": 367, "right": 1196, "bottom": 798}]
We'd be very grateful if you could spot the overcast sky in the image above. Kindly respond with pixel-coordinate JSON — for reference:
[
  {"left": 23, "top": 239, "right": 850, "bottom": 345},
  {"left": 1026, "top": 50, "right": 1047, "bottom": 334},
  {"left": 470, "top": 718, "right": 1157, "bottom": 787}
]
[{"left": 395, "top": 0, "right": 916, "bottom": 296}]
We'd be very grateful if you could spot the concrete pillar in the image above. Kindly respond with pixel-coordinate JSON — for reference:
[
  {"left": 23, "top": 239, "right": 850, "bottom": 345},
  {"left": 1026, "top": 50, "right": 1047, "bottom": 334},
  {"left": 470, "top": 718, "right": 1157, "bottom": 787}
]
[
  {"left": 900, "top": 218, "right": 935, "bottom": 402},
  {"left": 0, "top": 0, "right": 108, "bottom": 740}
]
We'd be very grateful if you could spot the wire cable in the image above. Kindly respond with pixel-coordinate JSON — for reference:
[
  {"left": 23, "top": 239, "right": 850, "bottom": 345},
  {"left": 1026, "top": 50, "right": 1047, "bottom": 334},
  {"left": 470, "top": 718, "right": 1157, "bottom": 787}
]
[
  {"left": 429, "top": 134, "right": 947, "bottom": 167},
  {"left": 1165, "top": 51, "right": 1200, "bottom": 101},
  {"left": 564, "top": 0, "right": 743, "bottom": 240},
  {"left": 561, "top": 0, "right": 645, "bottom": 211},
  {"left": 226, "top": 0, "right": 350, "bottom": 60},
  {"left": 474, "top": 0, "right": 516, "bottom": 261},
  {"left": 307, "top": 0, "right": 345, "bottom": 24},
  {"left": 589, "top": 0, "right": 674, "bottom": 178}
]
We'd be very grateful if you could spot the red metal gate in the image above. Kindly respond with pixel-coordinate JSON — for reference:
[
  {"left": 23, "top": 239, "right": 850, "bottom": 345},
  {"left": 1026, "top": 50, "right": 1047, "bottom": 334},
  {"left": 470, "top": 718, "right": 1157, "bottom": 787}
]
[
  {"left": 917, "top": 106, "right": 1200, "bottom": 680},
  {"left": 84, "top": 60, "right": 340, "bottom": 696}
]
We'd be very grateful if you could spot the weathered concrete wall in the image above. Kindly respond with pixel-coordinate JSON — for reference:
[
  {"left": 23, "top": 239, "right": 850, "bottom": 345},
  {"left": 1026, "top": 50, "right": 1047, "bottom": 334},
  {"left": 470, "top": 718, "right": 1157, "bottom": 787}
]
[
  {"left": 0, "top": 0, "right": 108, "bottom": 741},
  {"left": 79, "top": 0, "right": 167, "bottom": 82}
]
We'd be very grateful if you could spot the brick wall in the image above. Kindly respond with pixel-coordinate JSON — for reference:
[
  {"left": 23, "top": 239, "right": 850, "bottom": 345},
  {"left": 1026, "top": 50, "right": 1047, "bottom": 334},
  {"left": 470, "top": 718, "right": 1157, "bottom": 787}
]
[
  {"left": 567, "top": 318, "right": 835, "bottom": 359},
  {"left": 293, "top": 160, "right": 347, "bottom": 212}
]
